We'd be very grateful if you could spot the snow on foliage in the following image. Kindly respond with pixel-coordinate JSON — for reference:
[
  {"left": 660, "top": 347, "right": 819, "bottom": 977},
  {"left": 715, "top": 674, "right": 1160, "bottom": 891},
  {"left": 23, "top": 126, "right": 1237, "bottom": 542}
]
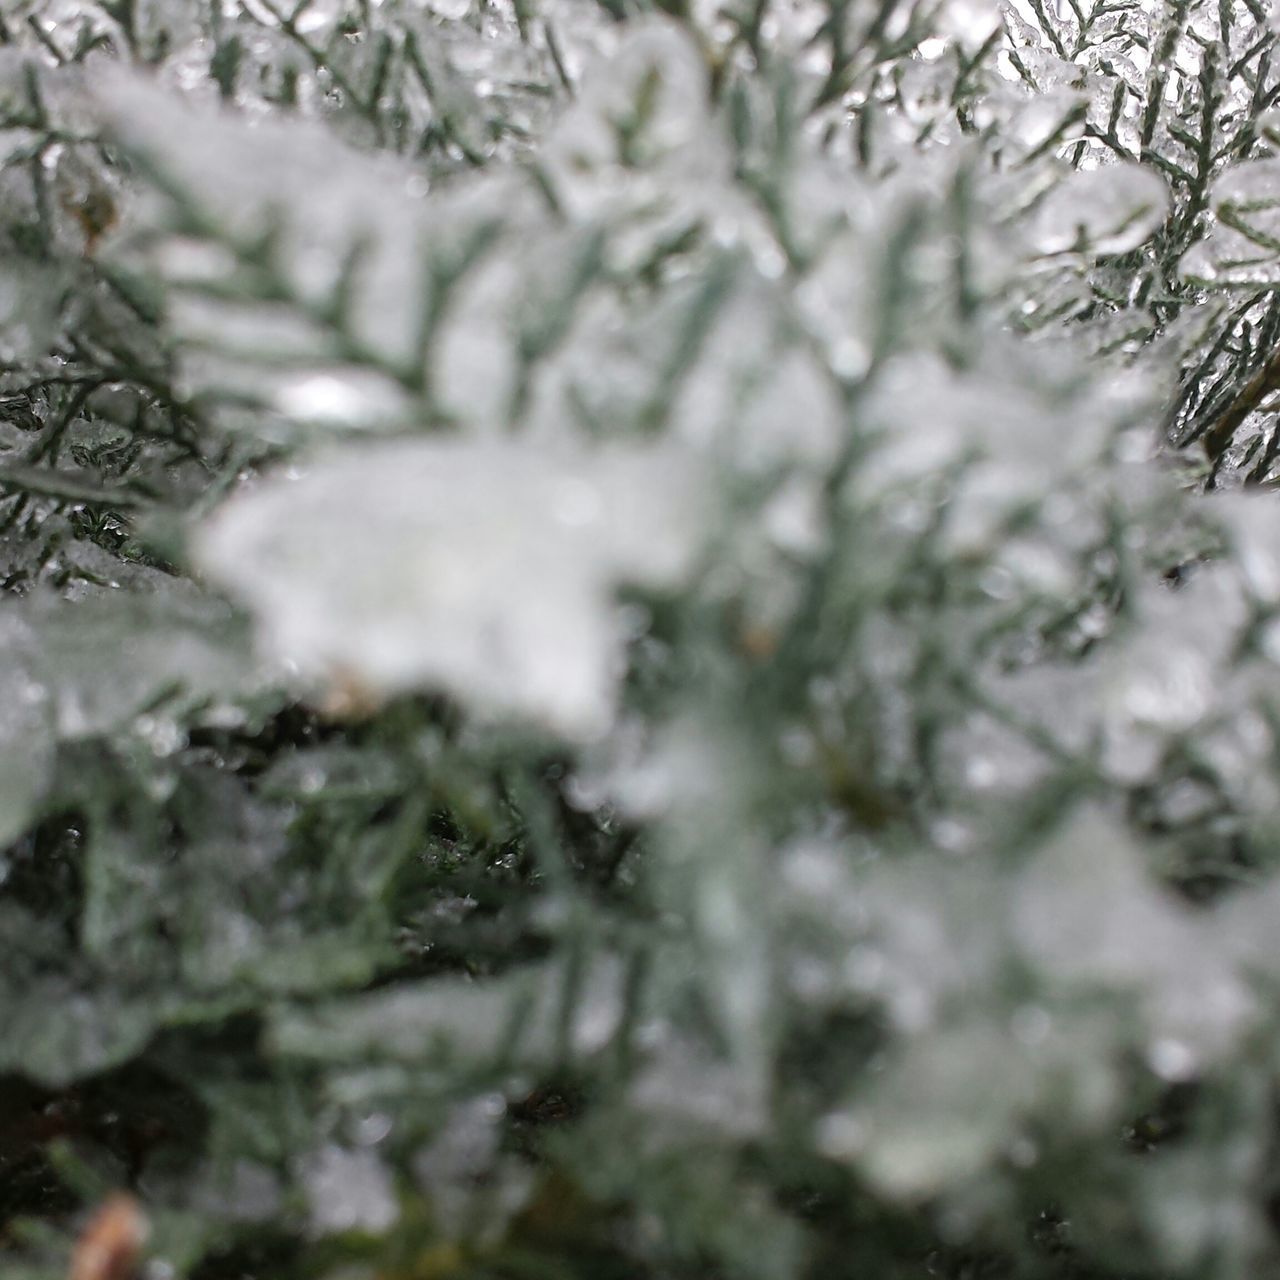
[{"left": 4, "top": 0, "right": 1280, "bottom": 1278}]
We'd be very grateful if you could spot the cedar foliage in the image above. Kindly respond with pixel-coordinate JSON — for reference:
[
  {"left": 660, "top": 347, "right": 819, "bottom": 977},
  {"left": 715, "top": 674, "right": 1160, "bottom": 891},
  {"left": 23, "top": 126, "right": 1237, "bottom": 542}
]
[{"left": 3, "top": 1, "right": 1280, "bottom": 1278}]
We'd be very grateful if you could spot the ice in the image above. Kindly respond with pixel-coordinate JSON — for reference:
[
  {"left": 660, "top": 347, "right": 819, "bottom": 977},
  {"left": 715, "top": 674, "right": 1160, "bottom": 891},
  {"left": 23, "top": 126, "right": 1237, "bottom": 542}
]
[
  {"left": 630, "top": 1034, "right": 767, "bottom": 1137},
  {"left": 1101, "top": 570, "right": 1248, "bottom": 781},
  {"left": 191, "top": 1159, "right": 283, "bottom": 1224},
  {"left": 268, "top": 957, "right": 623, "bottom": 1067},
  {"left": 536, "top": 19, "right": 738, "bottom": 268},
  {"left": 300, "top": 1144, "right": 398, "bottom": 1236},
  {"left": 1140, "top": 1149, "right": 1266, "bottom": 1274},
  {"left": 820, "top": 1008, "right": 1120, "bottom": 1202},
  {"left": 0, "top": 587, "right": 269, "bottom": 854},
  {"left": 819, "top": 1025, "right": 1019, "bottom": 1199},
  {"left": 1013, "top": 808, "right": 1195, "bottom": 985},
  {"left": 96, "top": 69, "right": 454, "bottom": 370},
  {"left": 430, "top": 246, "right": 526, "bottom": 426},
  {"left": 1, "top": 980, "right": 171, "bottom": 1087},
  {"left": 411, "top": 1094, "right": 516, "bottom": 1237},
  {"left": 195, "top": 437, "right": 710, "bottom": 738},
  {"left": 936, "top": 0, "right": 1003, "bottom": 49},
  {"left": 0, "top": 649, "right": 51, "bottom": 848},
  {"left": 1028, "top": 163, "right": 1169, "bottom": 257},
  {"left": 1218, "top": 492, "right": 1280, "bottom": 603},
  {"left": 1181, "top": 160, "right": 1280, "bottom": 285},
  {"left": 271, "top": 369, "right": 412, "bottom": 429},
  {"left": 541, "top": 20, "right": 726, "bottom": 210},
  {"left": 853, "top": 341, "right": 1131, "bottom": 555},
  {"left": 21, "top": 588, "right": 268, "bottom": 741},
  {"left": 666, "top": 275, "right": 844, "bottom": 470},
  {"left": 7, "top": 0, "right": 1280, "bottom": 1262},
  {"left": 852, "top": 859, "right": 1006, "bottom": 1032},
  {"left": 1013, "top": 807, "right": 1256, "bottom": 1068}
]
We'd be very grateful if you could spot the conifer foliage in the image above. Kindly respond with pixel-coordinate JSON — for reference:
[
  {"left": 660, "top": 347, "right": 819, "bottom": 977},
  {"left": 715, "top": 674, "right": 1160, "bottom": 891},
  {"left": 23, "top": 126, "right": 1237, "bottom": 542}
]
[{"left": 5, "top": 0, "right": 1280, "bottom": 1277}]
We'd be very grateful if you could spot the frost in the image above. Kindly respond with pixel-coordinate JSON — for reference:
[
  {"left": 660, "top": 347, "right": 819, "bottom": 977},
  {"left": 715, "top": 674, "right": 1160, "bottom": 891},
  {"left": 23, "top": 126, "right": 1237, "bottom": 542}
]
[{"left": 196, "top": 438, "right": 709, "bottom": 737}]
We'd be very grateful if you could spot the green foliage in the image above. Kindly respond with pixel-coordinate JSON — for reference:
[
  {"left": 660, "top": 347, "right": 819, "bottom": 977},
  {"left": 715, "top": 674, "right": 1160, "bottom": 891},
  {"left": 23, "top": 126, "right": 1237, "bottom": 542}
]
[{"left": 5, "top": 2, "right": 1280, "bottom": 1279}]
